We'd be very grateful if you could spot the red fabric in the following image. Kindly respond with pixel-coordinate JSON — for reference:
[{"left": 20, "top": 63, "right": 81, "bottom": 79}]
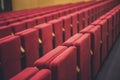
[
  {"left": 34, "top": 16, "right": 45, "bottom": 25},
  {"left": 23, "top": 19, "right": 37, "bottom": 28},
  {"left": 0, "top": 26, "right": 12, "bottom": 38},
  {"left": 30, "top": 69, "right": 51, "bottom": 80},
  {"left": 70, "top": 13, "right": 78, "bottom": 35},
  {"left": 34, "top": 46, "right": 77, "bottom": 80},
  {"left": 80, "top": 25, "right": 101, "bottom": 78},
  {"left": 15, "top": 29, "right": 39, "bottom": 67},
  {"left": 48, "top": 19, "right": 63, "bottom": 47},
  {"left": 10, "top": 67, "right": 39, "bottom": 80},
  {"left": 34, "top": 23, "right": 53, "bottom": 55},
  {"left": 63, "top": 33, "right": 91, "bottom": 80},
  {"left": 9, "top": 22, "right": 26, "bottom": 33},
  {"left": 0, "top": 35, "right": 21, "bottom": 80},
  {"left": 61, "top": 15, "right": 71, "bottom": 41}
]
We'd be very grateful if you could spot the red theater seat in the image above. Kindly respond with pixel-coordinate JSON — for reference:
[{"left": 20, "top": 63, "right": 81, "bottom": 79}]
[
  {"left": 23, "top": 19, "right": 37, "bottom": 28},
  {"left": 34, "top": 46, "right": 77, "bottom": 80},
  {"left": 15, "top": 29, "right": 39, "bottom": 68},
  {"left": 34, "top": 23, "right": 52, "bottom": 56},
  {"left": 80, "top": 25, "right": 101, "bottom": 79},
  {"left": 33, "top": 16, "right": 46, "bottom": 25},
  {"left": 44, "top": 14, "right": 53, "bottom": 22},
  {"left": 10, "top": 67, "right": 39, "bottom": 80},
  {"left": 0, "top": 35, "right": 21, "bottom": 80},
  {"left": 48, "top": 19, "right": 63, "bottom": 48},
  {"left": 78, "top": 11, "right": 84, "bottom": 30},
  {"left": 60, "top": 15, "right": 71, "bottom": 41},
  {"left": 70, "top": 13, "right": 78, "bottom": 35},
  {"left": 30, "top": 69, "right": 51, "bottom": 80},
  {"left": 0, "top": 26, "right": 12, "bottom": 38},
  {"left": 63, "top": 33, "right": 91, "bottom": 80},
  {"left": 91, "top": 20, "right": 107, "bottom": 63},
  {"left": 9, "top": 22, "right": 26, "bottom": 33}
]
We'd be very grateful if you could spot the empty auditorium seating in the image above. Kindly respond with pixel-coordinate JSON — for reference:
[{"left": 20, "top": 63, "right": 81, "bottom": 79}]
[
  {"left": 0, "top": 26, "right": 12, "bottom": 38},
  {"left": 60, "top": 15, "right": 72, "bottom": 41},
  {"left": 0, "top": 0, "right": 120, "bottom": 80},
  {"left": 15, "top": 29, "right": 39, "bottom": 68},
  {"left": 10, "top": 67, "right": 52, "bottom": 80},
  {"left": 70, "top": 13, "right": 78, "bottom": 35},
  {"left": 0, "top": 35, "right": 21, "bottom": 80},
  {"left": 80, "top": 25, "right": 101, "bottom": 79},
  {"left": 9, "top": 22, "right": 26, "bottom": 34},
  {"left": 34, "top": 46, "right": 77, "bottom": 80},
  {"left": 33, "top": 16, "right": 46, "bottom": 25},
  {"left": 48, "top": 19, "right": 63, "bottom": 48},
  {"left": 34, "top": 23, "right": 52, "bottom": 56},
  {"left": 91, "top": 20, "right": 107, "bottom": 64},
  {"left": 63, "top": 33, "right": 91, "bottom": 80},
  {"left": 23, "top": 19, "right": 37, "bottom": 28}
]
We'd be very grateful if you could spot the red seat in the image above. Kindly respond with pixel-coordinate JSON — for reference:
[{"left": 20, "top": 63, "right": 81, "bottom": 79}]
[
  {"left": 63, "top": 33, "right": 91, "bottom": 80},
  {"left": 33, "top": 16, "right": 45, "bottom": 25},
  {"left": 30, "top": 69, "right": 51, "bottom": 80},
  {"left": 10, "top": 67, "right": 39, "bottom": 80},
  {"left": 23, "top": 19, "right": 37, "bottom": 28},
  {"left": 9, "top": 22, "right": 26, "bottom": 33},
  {"left": 44, "top": 14, "right": 53, "bottom": 22},
  {"left": 60, "top": 15, "right": 72, "bottom": 41},
  {"left": 91, "top": 20, "right": 107, "bottom": 63},
  {"left": 34, "top": 46, "right": 77, "bottom": 80},
  {"left": 0, "top": 35, "right": 21, "bottom": 80},
  {"left": 0, "top": 26, "right": 12, "bottom": 38},
  {"left": 80, "top": 25, "right": 101, "bottom": 79},
  {"left": 15, "top": 29, "right": 39, "bottom": 68},
  {"left": 48, "top": 19, "right": 63, "bottom": 48},
  {"left": 34, "top": 23, "right": 52, "bottom": 56},
  {"left": 78, "top": 11, "right": 84, "bottom": 30},
  {"left": 70, "top": 13, "right": 78, "bottom": 35}
]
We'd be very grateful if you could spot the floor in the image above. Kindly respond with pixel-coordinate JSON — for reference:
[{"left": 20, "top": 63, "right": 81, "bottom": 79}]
[{"left": 96, "top": 34, "right": 120, "bottom": 80}]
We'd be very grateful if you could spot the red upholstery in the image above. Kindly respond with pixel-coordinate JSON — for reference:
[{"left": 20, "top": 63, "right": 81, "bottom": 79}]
[
  {"left": 63, "top": 33, "right": 91, "bottom": 80},
  {"left": 23, "top": 19, "right": 36, "bottom": 28},
  {"left": 82, "top": 9, "right": 89, "bottom": 27},
  {"left": 0, "top": 26, "right": 12, "bottom": 38},
  {"left": 106, "top": 15, "right": 113, "bottom": 51},
  {"left": 61, "top": 15, "right": 71, "bottom": 41},
  {"left": 30, "top": 69, "right": 51, "bottom": 80},
  {"left": 52, "top": 12, "right": 60, "bottom": 19},
  {"left": 0, "top": 21, "right": 8, "bottom": 26},
  {"left": 10, "top": 67, "right": 39, "bottom": 80},
  {"left": 70, "top": 13, "right": 78, "bottom": 35},
  {"left": 92, "top": 20, "right": 107, "bottom": 63},
  {"left": 33, "top": 16, "right": 45, "bottom": 25},
  {"left": 34, "top": 23, "right": 52, "bottom": 56},
  {"left": 34, "top": 46, "right": 77, "bottom": 80},
  {"left": 44, "top": 14, "right": 53, "bottom": 22},
  {"left": 48, "top": 19, "right": 63, "bottom": 47},
  {"left": 78, "top": 11, "right": 84, "bottom": 30},
  {"left": 80, "top": 25, "right": 101, "bottom": 78},
  {"left": 0, "top": 35, "right": 21, "bottom": 80},
  {"left": 9, "top": 22, "right": 26, "bottom": 33},
  {"left": 6, "top": 18, "right": 19, "bottom": 25},
  {"left": 15, "top": 29, "right": 39, "bottom": 67}
]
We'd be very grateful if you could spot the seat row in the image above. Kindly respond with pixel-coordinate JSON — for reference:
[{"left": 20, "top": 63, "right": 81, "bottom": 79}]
[
  {"left": 0, "top": 1, "right": 100, "bottom": 21},
  {"left": 0, "top": 0, "right": 116, "bottom": 40},
  {"left": 0, "top": 1, "right": 97, "bottom": 25},
  {"left": 0, "top": 0, "right": 114, "bottom": 27},
  {"left": 0, "top": 0, "right": 120, "bottom": 80},
  {"left": 9, "top": 4, "right": 120, "bottom": 80}
]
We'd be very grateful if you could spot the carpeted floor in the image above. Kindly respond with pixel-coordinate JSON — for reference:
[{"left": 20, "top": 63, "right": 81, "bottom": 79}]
[{"left": 96, "top": 35, "right": 120, "bottom": 80}]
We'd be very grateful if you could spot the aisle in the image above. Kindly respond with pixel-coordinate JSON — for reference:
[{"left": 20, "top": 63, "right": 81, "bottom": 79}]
[{"left": 96, "top": 34, "right": 120, "bottom": 80}]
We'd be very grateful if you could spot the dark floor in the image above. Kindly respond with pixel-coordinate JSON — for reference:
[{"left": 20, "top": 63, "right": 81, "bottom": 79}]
[{"left": 96, "top": 34, "right": 120, "bottom": 80}]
